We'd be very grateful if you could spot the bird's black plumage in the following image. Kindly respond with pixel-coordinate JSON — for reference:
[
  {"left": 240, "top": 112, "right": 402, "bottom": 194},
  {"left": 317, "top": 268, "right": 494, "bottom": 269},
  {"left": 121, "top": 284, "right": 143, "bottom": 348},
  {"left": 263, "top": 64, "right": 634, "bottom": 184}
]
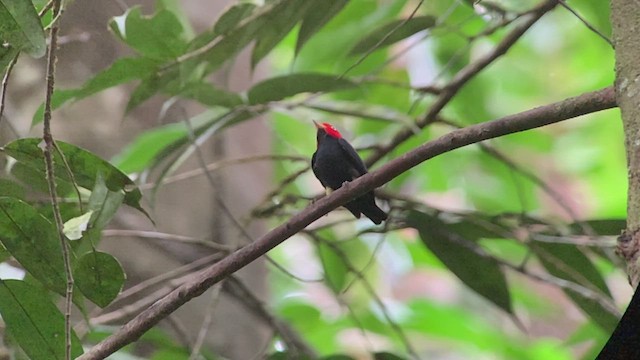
[{"left": 311, "top": 122, "right": 387, "bottom": 224}]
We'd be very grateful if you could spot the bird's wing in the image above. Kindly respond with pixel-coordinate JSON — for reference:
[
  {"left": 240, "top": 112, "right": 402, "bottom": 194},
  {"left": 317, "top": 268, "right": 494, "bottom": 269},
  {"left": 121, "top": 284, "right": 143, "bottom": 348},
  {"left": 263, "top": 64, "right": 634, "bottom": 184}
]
[
  {"left": 338, "top": 138, "right": 368, "bottom": 177},
  {"left": 311, "top": 151, "right": 327, "bottom": 187}
]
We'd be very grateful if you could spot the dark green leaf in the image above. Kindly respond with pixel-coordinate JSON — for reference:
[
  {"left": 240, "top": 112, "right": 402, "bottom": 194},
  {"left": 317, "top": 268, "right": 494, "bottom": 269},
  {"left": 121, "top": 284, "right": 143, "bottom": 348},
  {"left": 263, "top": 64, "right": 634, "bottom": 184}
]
[
  {"left": 109, "top": 7, "right": 187, "bottom": 60},
  {"left": 295, "top": 0, "right": 349, "bottom": 55},
  {"left": 74, "top": 251, "right": 125, "bottom": 307},
  {"left": 10, "top": 161, "right": 74, "bottom": 196},
  {"left": 408, "top": 210, "right": 513, "bottom": 315},
  {"left": 531, "top": 241, "right": 618, "bottom": 332},
  {"left": 32, "top": 57, "right": 160, "bottom": 125},
  {"left": 0, "top": 197, "right": 66, "bottom": 294},
  {"left": 173, "top": 81, "right": 244, "bottom": 108},
  {"left": 569, "top": 219, "right": 625, "bottom": 236},
  {"left": 248, "top": 73, "right": 356, "bottom": 104},
  {"left": 186, "top": 0, "right": 297, "bottom": 75},
  {"left": 3, "top": 139, "right": 148, "bottom": 217},
  {"left": 0, "top": 179, "right": 25, "bottom": 199},
  {"left": 213, "top": 2, "right": 256, "bottom": 35},
  {"left": 0, "top": 0, "right": 45, "bottom": 57},
  {"left": 0, "top": 45, "right": 19, "bottom": 74},
  {"left": 251, "top": 0, "right": 314, "bottom": 68},
  {"left": 349, "top": 16, "right": 436, "bottom": 55},
  {"left": 126, "top": 68, "right": 177, "bottom": 112},
  {"left": 0, "top": 280, "right": 83, "bottom": 360},
  {"left": 374, "top": 352, "right": 407, "bottom": 360}
]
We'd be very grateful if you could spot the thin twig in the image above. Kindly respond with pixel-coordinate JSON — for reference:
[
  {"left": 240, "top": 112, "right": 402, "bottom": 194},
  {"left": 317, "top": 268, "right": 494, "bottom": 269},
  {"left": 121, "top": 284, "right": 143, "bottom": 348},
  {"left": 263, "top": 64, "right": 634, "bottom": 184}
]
[
  {"left": 340, "top": 0, "right": 425, "bottom": 78},
  {"left": 0, "top": 54, "right": 19, "bottom": 127},
  {"left": 102, "top": 229, "right": 232, "bottom": 252},
  {"left": 139, "top": 154, "right": 306, "bottom": 190},
  {"left": 78, "top": 87, "right": 617, "bottom": 360},
  {"left": 365, "top": 0, "right": 559, "bottom": 167},
  {"left": 41, "top": 1, "right": 74, "bottom": 359},
  {"left": 309, "top": 232, "right": 419, "bottom": 359},
  {"left": 223, "top": 276, "right": 316, "bottom": 357},
  {"left": 557, "top": 0, "right": 613, "bottom": 46},
  {"left": 189, "top": 283, "right": 223, "bottom": 360}
]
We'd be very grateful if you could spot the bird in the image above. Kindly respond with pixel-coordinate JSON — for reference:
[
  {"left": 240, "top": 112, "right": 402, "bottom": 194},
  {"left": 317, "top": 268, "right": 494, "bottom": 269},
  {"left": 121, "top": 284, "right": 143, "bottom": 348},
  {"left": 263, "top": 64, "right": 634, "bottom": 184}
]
[{"left": 311, "top": 121, "right": 388, "bottom": 224}]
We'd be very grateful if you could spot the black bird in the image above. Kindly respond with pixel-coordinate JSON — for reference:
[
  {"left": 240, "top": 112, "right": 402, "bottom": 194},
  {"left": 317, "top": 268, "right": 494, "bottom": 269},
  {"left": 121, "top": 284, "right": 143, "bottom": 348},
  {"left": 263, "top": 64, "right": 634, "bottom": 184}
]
[{"left": 311, "top": 121, "right": 387, "bottom": 224}]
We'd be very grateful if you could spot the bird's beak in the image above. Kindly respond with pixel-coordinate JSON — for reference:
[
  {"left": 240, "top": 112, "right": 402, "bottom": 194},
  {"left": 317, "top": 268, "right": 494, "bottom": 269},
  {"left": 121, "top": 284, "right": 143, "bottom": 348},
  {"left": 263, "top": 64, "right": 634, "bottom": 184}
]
[{"left": 313, "top": 120, "right": 322, "bottom": 129}]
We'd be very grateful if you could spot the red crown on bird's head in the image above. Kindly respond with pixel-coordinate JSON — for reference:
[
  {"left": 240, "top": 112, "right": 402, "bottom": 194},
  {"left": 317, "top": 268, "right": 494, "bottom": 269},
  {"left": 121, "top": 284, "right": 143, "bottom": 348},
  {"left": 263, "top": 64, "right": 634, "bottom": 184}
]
[{"left": 313, "top": 120, "right": 342, "bottom": 139}]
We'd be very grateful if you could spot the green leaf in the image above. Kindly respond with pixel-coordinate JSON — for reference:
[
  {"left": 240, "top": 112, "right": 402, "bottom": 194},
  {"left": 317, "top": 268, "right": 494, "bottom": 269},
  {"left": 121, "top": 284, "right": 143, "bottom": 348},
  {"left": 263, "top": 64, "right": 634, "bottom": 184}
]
[
  {"left": 251, "top": 0, "right": 314, "bottom": 68},
  {"left": 349, "top": 15, "right": 436, "bottom": 55},
  {"left": 0, "top": 45, "right": 19, "bottom": 74},
  {"left": 0, "top": 280, "right": 83, "bottom": 360},
  {"left": 126, "top": 67, "right": 177, "bottom": 112},
  {"left": 295, "top": 0, "right": 349, "bottom": 55},
  {"left": 186, "top": 0, "right": 291, "bottom": 75},
  {"left": 74, "top": 251, "right": 125, "bottom": 308},
  {"left": 0, "top": 197, "right": 67, "bottom": 294},
  {"left": 0, "top": 0, "right": 46, "bottom": 57},
  {"left": 569, "top": 219, "right": 626, "bottom": 236},
  {"left": 63, "top": 211, "right": 93, "bottom": 241},
  {"left": 0, "top": 179, "right": 25, "bottom": 199},
  {"left": 531, "top": 241, "right": 618, "bottom": 332},
  {"left": 2, "top": 138, "right": 148, "bottom": 217},
  {"left": 247, "top": 73, "right": 356, "bottom": 104},
  {"left": 88, "top": 173, "right": 125, "bottom": 230},
  {"left": 112, "top": 121, "right": 191, "bottom": 174},
  {"left": 374, "top": 352, "right": 407, "bottom": 360},
  {"left": 213, "top": 2, "right": 256, "bottom": 35},
  {"left": 109, "top": 7, "right": 187, "bottom": 60},
  {"left": 172, "top": 81, "right": 243, "bottom": 108},
  {"left": 408, "top": 210, "right": 513, "bottom": 315},
  {"left": 32, "top": 57, "right": 160, "bottom": 125},
  {"left": 316, "top": 240, "right": 348, "bottom": 293}
]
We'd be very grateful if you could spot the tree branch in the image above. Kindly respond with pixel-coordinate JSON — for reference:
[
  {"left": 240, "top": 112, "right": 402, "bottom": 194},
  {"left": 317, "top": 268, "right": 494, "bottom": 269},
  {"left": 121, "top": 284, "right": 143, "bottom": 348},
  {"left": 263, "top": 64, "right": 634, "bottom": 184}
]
[
  {"left": 365, "top": 0, "right": 558, "bottom": 167},
  {"left": 79, "top": 86, "right": 616, "bottom": 360}
]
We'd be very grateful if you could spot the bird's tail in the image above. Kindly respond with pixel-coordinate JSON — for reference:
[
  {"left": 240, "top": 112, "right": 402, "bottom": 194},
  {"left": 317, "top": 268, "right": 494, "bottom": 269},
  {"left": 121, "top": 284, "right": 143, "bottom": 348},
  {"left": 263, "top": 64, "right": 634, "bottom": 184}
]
[
  {"left": 345, "top": 193, "right": 388, "bottom": 225},
  {"left": 362, "top": 204, "right": 387, "bottom": 225}
]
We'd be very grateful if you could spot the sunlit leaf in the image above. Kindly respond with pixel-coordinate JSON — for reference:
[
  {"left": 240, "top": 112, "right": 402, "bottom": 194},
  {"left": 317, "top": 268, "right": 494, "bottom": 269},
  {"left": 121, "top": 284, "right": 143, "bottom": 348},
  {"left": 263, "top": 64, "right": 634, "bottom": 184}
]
[
  {"left": 63, "top": 211, "right": 93, "bottom": 241},
  {"left": 0, "top": 280, "right": 83, "bottom": 360}
]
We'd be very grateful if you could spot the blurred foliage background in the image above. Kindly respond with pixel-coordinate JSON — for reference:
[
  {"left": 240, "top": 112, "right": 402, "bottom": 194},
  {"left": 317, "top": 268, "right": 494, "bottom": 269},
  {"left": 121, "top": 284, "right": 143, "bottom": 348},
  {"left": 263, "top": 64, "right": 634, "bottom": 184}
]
[{"left": 0, "top": 0, "right": 628, "bottom": 359}]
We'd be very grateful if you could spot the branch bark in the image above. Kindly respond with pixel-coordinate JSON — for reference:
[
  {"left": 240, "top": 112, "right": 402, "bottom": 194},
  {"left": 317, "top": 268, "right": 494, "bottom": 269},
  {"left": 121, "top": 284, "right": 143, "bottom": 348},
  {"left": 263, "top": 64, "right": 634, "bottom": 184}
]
[
  {"left": 78, "top": 87, "right": 616, "bottom": 360},
  {"left": 595, "top": 1, "right": 640, "bottom": 358},
  {"left": 612, "top": 0, "right": 640, "bottom": 287}
]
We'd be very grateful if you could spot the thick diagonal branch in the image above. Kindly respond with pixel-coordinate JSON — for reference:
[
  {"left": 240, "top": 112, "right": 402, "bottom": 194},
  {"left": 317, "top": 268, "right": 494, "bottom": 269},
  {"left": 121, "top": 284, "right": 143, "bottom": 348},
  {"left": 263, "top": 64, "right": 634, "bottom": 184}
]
[{"left": 79, "top": 86, "right": 616, "bottom": 360}]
